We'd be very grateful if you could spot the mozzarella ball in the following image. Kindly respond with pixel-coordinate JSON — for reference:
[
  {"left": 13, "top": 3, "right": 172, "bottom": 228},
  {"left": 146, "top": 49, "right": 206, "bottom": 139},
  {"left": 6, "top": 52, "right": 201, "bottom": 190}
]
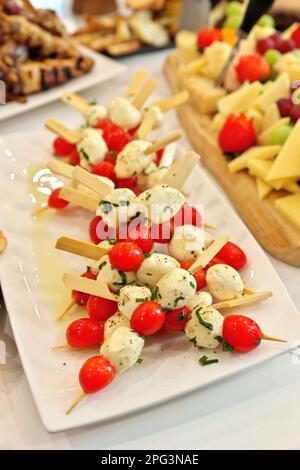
[
  {"left": 206, "top": 264, "right": 244, "bottom": 301},
  {"left": 108, "top": 97, "right": 141, "bottom": 130},
  {"left": 143, "top": 105, "right": 164, "bottom": 129},
  {"left": 115, "top": 140, "right": 154, "bottom": 179},
  {"left": 77, "top": 128, "right": 107, "bottom": 167},
  {"left": 96, "top": 255, "right": 136, "bottom": 293},
  {"left": 118, "top": 285, "right": 152, "bottom": 320},
  {"left": 85, "top": 104, "right": 107, "bottom": 127},
  {"left": 186, "top": 291, "right": 213, "bottom": 311},
  {"left": 138, "top": 184, "right": 185, "bottom": 224},
  {"left": 185, "top": 305, "right": 224, "bottom": 349},
  {"left": 104, "top": 312, "right": 130, "bottom": 340},
  {"left": 168, "top": 225, "right": 206, "bottom": 262},
  {"left": 147, "top": 167, "right": 169, "bottom": 188},
  {"left": 156, "top": 267, "right": 196, "bottom": 309},
  {"left": 137, "top": 161, "right": 158, "bottom": 190},
  {"left": 97, "top": 188, "right": 148, "bottom": 227},
  {"left": 100, "top": 326, "right": 144, "bottom": 373},
  {"left": 137, "top": 253, "right": 180, "bottom": 288}
]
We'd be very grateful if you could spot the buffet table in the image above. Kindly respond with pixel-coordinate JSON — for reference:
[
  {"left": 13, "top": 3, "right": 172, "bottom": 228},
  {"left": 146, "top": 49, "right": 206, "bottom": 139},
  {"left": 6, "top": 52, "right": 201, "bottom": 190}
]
[{"left": 1, "top": 50, "right": 300, "bottom": 450}]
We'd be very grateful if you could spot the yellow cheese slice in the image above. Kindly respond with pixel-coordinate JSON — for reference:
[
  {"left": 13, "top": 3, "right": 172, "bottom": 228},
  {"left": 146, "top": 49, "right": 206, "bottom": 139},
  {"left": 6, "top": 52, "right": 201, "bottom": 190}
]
[
  {"left": 275, "top": 193, "right": 300, "bottom": 230},
  {"left": 256, "top": 177, "right": 272, "bottom": 200},
  {"left": 228, "top": 146, "right": 281, "bottom": 173},
  {"left": 176, "top": 31, "right": 199, "bottom": 64},
  {"left": 258, "top": 117, "right": 290, "bottom": 145},
  {"left": 254, "top": 73, "right": 290, "bottom": 112},
  {"left": 284, "top": 182, "right": 300, "bottom": 194},
  {"left": 247, "top": 159, "right": 272, "bottom": 180},
  {"left": 218, "top": 81, "right": 263, "bottom": 117},
  {"left": 211, "top": 113, "right": 226, "bottom": 132},
  {"left": 267, "top": 119, "right": 300, "bottom": 181},
  {"left": 184, "top": 75, "right": 226, "bottom": 114},
  {"left": 262, "top": 103, "right": 281, "bottom": 132},
  {"left": 246, "top": 109, "right": 263, "bottom": 133}
]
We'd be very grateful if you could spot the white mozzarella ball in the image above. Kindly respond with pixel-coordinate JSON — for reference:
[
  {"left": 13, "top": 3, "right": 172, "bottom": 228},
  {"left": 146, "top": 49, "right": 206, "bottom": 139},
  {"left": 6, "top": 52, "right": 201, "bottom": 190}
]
[
  {"left": 96, "top": 255, "right": 136, "bottom": 293},
  {"left": 104, "top": 313, "right": 130, "bottom": 340},
  {"left": 206, "top": 264, "right": 244, "bottom": 301},
  {"left": 147, "top": 167, "right": 169, "bottom": 188},
  {"left": 143, "top": 105, "right": 164, "bottom": 128},
  {"left": 85, "top": 104, "right": 107, "bottom": 127},
  {"left": 115, "top": 140, "right": 154, "bottom": 179},
  {"left": 100, "top": 326, "right": 144, "bottom": 373},
  {"left": 77, "top": 128, "right": 107, "bottom": 167},
  {"left": 97, "top": 188, "right": 148, "bottom": 227},
  {"left": 186, "top": 291, "right": 213, "bottom": 311},
  {"left": 138, "top": 184, "right": 185, "bottom": 224},
  {"left": 118, "top": 285, "right": 152, "bottom": 319},
  {"left": 156, "top": 267, "right": 196, "bottom": 309},
  {"left": 185, "top": 305, "right": 224, "bottom": 349},
  {"left": 137, "top": 253, "right": 180, "bottom": 288},
  {"left": 108, "top": 97, "right": 141, "bottom": 130},
  {"left": 168, "top": 225, "right": 206, "bottom": 262}
]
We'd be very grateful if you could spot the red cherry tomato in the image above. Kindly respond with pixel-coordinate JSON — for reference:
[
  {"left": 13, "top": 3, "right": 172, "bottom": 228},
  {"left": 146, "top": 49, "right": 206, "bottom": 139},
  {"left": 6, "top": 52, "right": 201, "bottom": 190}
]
[
  {"left": 115, "top": 175, "right": 138, "bottom": 189},
  {"left": 79, "top": 355, "right": 116, "bottom": 394},
  {"left": 235, "top": 54, "right": 270, "bottom": 84},
  {"left": 291, "top": 24, "right": 300, "bottom": 48},
  {"left": 180, "top": 260, "right": 206, "bottom": 290},
  {"left": 87, "top": 295, "right": 118, "bottom": 322},
  {"left": 127, "top": 125, "right": 139, "bottom": 136},
  {"left": 197, "top": 28, "right": 222, "bottom": 49},
  {"left": 164, "top": 306, "right": 191, "bottom": 332},
  {"left": 105, "top": 128, "right": 131, "bottom": 154},
  {"left": 219, "top": 113, "right": 257, "bottom": 155},
  {"left": 217, "top": 241, "right": 247, "bottom": 271},
  {"left": 131, "top": 186, "right": 142, "bottom": 196},
  {"left": 92, "top": 161, "right": 116, "bottom": 182},
  {"left": 66, "top": 318, "right": 104, "bottom": 349},
  {"left": 204, "top": 256, "right": 226, "bottom": 271},
  {"left": 89, "top": 215, "right": 116, "bottom": 244},
  {"left": 222, "top": 315, "right": 262, "bottom": 353},
  {"left": 151, "top": 220, "right": 174, "bottom": 244},
  {"left": 121, "top": 224, "right": 154, "bottom": 253},
  {"left": 172, "top": 204, "right": 203, "bottom": 228},
  {"left": 155, "top": 148, "right": 165, "bottom": 165},
  {"left": 109, "top": 241, "right": 143, "bottom": 272},
  {"left": 48, "top": 188, "right": 69, "bottom": 209},
  {"left": 95, "top": 118, "right": 118, "bottom": 134},
  {"left": 104, "top": 150, "right": 117, "bottom": 165},
  {"left": 69, "top": 148, "right": 80, "bottom": 166},
  {"left": 72, "top": 271, "right": 97, "bottom": 306},
  {"left": 131, "top": 301, "right": 165, "bottom": 336},
  {"left": 53, "top": 137, "right": 75, "bottom": 156}
]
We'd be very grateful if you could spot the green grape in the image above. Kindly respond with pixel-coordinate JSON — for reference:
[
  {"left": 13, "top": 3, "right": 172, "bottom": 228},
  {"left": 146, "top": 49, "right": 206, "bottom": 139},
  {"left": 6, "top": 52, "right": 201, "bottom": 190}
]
[
  {"left": 257, "top": 15, "right": 275, "bottom": 28},
  {"left": 270, "top": 125, "right": 293, "bottom": 145},
  {"left": 225, "top": 1, "right": 243, "bottom": 17},
  {"left": 224, "top": 14, "right": 242, "bottom": 30},
  {"left": 264, "top": 49, "right": 282, "bottom": 67}
]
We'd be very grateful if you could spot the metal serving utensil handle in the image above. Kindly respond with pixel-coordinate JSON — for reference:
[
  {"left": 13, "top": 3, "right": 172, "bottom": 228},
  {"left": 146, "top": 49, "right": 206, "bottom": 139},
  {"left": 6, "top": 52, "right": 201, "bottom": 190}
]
[{"left": 240, "top": 0, "right": 276, "bottom": 33}]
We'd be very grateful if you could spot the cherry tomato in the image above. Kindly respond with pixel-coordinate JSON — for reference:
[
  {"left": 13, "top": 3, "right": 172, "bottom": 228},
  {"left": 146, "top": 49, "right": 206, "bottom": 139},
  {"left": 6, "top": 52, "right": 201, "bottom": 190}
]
[
  {"left": 89, "top": 215, "right": 116, "bottom": 244},
  {"left": 72, "top": 271, "right": 97, "bottom": 306},
  {"left": 69, "top": 148, "right": 80, "bottom": 166},
  {"left": 48, "top": 188, "right": 69, "bottom": 209},
  {"left": 164, "top": 306, "right": 191, "bottom": 332},
  {"left": 180, "top": 260, "right": 206, "bottom": 290},
  {"left": 53, "top": 137, "right": 75, "bottom": 156},
  {"left": 109, "top": 241, "right": 143, "bottom": 272},
  {"left": 235, "top": 54, "right": 270, "bottom": 84},
  {"left": 131, "top": 186, "right": 142, "bottom": 196},
  {"left": 131, "top": 301, "right": 165, "bottom": 336},
  {"left": 217, "top": 241, "right": 247, "bottom": 271},
  {"left": 105, "top": 128, "right": 131, "bottom": 154},
  {"left": 95, "top": 118, "right": 118, "bottom": 134},
  {"left": 204, "top": 256, "right": 226, "bottom": 271},
  {"left": 172, "top": 204, "right": 203, "bottom": 228},
  {"left": 104, "top": 150, "right": 117, "bottom": 165},
  {"left": 222, "top": 315, "right": 262, "bottom": 353},
  {"left": 155, "top": 148, "right": 165, "bottom": 165},
  {"left": 79, "top": 355, "right": 116, "bottom": 394},
  {"left": 151, "top": 220, "right": 174, "bottom": 244},
  {"left": 219, "top": 113, "right": 257, "bottom": 155},
  {"left": 197, "top": 28, "right": 222, "bottom": 49},
  {"left": 127, "top": 125, "right": 139, "bottom": 136},
  {"left": 66, "top": 318, "right": 104, "bottom": 349},
  {"left": 115, "top": 175, "right": 138, "bottom": 189},
  {"left": 124, "top": 224, "right": 154, "bottom": 253},
  {"left": 92, "top": 161, "right": 116, "bottom": 182},
  {"left": 87, "top": 295, "right": 118, "bottom": 322}
]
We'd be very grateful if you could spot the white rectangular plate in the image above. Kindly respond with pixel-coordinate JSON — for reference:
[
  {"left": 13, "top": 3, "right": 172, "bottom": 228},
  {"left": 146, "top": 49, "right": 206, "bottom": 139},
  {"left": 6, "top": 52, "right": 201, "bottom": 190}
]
[
  {"left": 1, "top": 130, "right": 300, "bottom": 433},
  {"left": 0, "top": 47, "right": 125, "bottom": 122}
]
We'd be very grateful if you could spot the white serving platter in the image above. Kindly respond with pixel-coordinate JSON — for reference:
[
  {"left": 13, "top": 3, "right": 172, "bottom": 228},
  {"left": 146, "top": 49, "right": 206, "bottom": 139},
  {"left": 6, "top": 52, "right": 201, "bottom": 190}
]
[
  {"left": 0, "top": 47, "right": 125, "bottom": 122},
  {"left": 0, "top": 130, "right": 300, "bottom": 433}
]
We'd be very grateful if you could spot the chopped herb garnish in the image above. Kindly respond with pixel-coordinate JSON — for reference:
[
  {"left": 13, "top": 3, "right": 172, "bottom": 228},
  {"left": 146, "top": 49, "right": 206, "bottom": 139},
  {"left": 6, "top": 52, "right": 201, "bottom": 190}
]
[
  {"left": 137, "top": 358, "right": 143, "bottom": 364},
  {"left": 151, "top": 286, "right": 159, "bottom": 301},
  {"left": 118, "top": 270, "right": 127, "bottom": 286},
  {"left": 136, "top": 297, "right": 149, "bottom": 303},
  {"left": 190, "top": 281, "right": 196, "bottom": 289},
  {"left": 178, "top": 310, "right": 187, "bottom": 321},
  {"left": 196, "top": 308, "right": 213, "bottom": 331},
  {"left": 100, "top": 200, "right": 113, "bottom": 214},
  {"left": 89, "top": 99, "right": 97, "bottom": 105},
  {"left": 215, "top": 336, "right": 234, "bottom": 352},
  {"left": 80, "top": 148, "right": 90, "bottom": 160},
  {"left": 98, "top": 261, "right": 107, "bottom": 271},
  {"left": 145, "top": 193, "right": 151, "bottom": 201},
  {"left": 107, "top": 238, "right": 117, "bottom": 245},
  {"left": 162, "top": 307, "right": 172, "bottom": 313},
  {"left": 143, "top": 252, "right": 151, "bottom": 259},
  {"left": 174, "top": 296, "right": 185, "bottom": 307},
  {"left": 199, "top": 355, "right": 219, "bottom": 367}
]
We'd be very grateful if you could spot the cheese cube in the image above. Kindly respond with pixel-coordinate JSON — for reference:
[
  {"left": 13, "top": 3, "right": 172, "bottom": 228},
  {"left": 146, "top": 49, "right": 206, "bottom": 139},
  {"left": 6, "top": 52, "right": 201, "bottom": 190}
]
[
  {"left": 262, "top": 103, "right": 281, "bottom": 132},
  {"left": 218, "top": 81, "right": 263, "bottom": 116},
  {"left": 228, "top": 146, "right": 280, "bottom": 173},
  {"left": 254, "top": 73, "right": 290, "bottom": 112},
  {"left": 256, "top": 177, "right": 272, "bottom": 200}
]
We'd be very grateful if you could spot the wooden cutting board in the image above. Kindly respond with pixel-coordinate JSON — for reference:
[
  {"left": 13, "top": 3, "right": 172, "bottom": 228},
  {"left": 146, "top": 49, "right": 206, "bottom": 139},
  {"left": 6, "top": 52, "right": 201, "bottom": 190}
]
[{"left": 164, "top": 53, "right": 300, "bottom": 267}]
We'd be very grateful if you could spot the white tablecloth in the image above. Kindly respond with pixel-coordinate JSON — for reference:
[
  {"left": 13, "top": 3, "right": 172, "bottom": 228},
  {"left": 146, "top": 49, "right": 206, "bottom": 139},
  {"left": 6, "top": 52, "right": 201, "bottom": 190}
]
[{"left": 1, "top": 51, "right": 300, "bottom": 450}]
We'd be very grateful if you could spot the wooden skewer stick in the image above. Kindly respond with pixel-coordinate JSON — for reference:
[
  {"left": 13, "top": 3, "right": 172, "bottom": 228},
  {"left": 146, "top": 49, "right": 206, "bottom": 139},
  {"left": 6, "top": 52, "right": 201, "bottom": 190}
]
[
  {"left": 63, "top": 273, "right": 119, "bottom": 302},
  {"left": 212, "top": 291, "right": 273, "bottom": 310},
  {"left": 52, "top": 343, "right": 70, "bottom": 351},
  {"left": 56, "top": 298, "right": 78, "bottom": 321},
  {"left": 161, "top": 151, "right": 200, "bottom": 190},
  {"left": 144, "top": 131, "right": 182, "bottom": 156},
  {"left": 59, "top": 186, "right": 99, "bottom": 212},
  {"left": 47, "top": 158, "right": 74, "bottom": 179},
  {"left": 154, "top": 90, "right": 190, "bottom": 113},
  {"left": 243, "top": 288, "right": 256, "bottom": 295},
  {"left": 261, "top": 334, "right": 287, "bottom": 343},
  {"left": 66, "top": 392, "right": 86, "bottom": 415},
  {"left": 73, "top": 166, "right": 113, "bottom": 197},
  {"left": 158, "top": 142, "right": 177, "bottom": 168},
  {"left": 125, "top": 69, "right": 148, "bottom": 97},
  {"left": 132, "top": 79, "right": 157, "bottom": 110},
  {"left": 136, "top": 108, "right": 157, "bottom": 140},
  {"left": 188, "top": 235, "right": 230, "bottom": 274},
  {"left": 31, "top": 204, "right": 50, "bottom": 218},
  {"left": 61, "top": 91, "right": 90, "bottom": 115},
  {"left": 45, "top": 119, "right": 81, "bottom": 144},
  {"left": 56, "top": 236, "right": 109, "bottom": 260}
]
